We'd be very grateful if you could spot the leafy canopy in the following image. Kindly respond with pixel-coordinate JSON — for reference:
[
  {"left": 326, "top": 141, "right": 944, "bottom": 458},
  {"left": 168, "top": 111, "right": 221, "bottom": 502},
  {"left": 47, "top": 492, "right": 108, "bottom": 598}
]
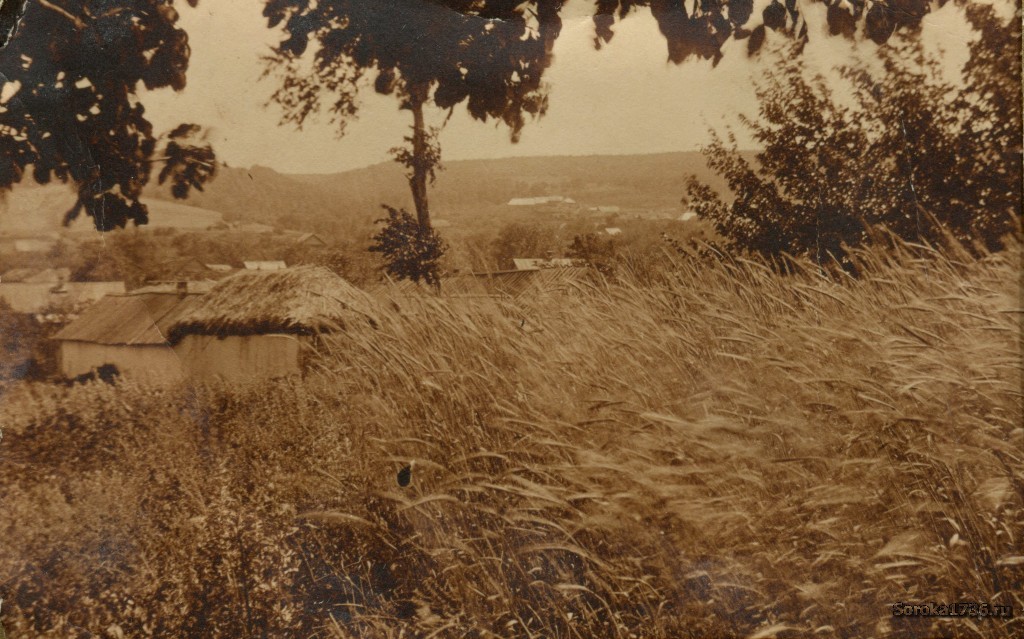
[
  {"left": 687, "top": 4, "right": 1021, "bottom": 264},
  {"left": 593, "top": 0, "right": 955, "bottom": 64},
  {"left": 263, "top": 0, "right": 565, "bottom": 140},
  {"left": 0, "top": 0, "right": 215, "bottom": 230}
]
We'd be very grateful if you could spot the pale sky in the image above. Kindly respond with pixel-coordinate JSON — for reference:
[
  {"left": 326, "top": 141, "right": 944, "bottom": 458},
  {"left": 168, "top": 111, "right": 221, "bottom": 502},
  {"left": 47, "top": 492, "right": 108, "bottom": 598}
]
[{"left": 142, "top": 0, "right": 981, "bottom": 175}]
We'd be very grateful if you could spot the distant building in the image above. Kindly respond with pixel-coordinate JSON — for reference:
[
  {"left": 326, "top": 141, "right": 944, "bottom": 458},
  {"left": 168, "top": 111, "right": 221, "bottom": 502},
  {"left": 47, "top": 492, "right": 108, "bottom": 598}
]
[
  {"left": 293, "top": 232, "right": 328, "bottom": 247},
  {"left": 52, "top": 290, "right": 201, "bottom": 381},
  {"left": 0, "top": 268, "right": 124, "bottom": 313},
  {"left": 592, "top": 206, "right": 621, "bottom": 214},
  {"left": 155, "top": 258, "right": 213, "bottom": 281},
  {"left": 204, "top": 263, "right": 235, "bottom": 273},
  {"left": 507, "top": 196, "right": 576, "bottom": 206},
  {"left": 283, "top": 231, "right": 329, "bottom": 247},
  {"left": 52, "top": 267, "right": 377, "bottom": 384},
  {"left": 243, "top": 260, "right": 287, "bottom": 271},
  {"left": 512, "top": 258, "right": 577, "bottom": 270},
  {"left": 0, "top": 235, "right": 60, "bottom": 254},
  {"left": 134, "top": 280, "right": 219, "bottom": 295},
  {"left": 2, "top": 268, "right": 70, "bottom": 283},
  {"left": 604, "top": 227, "right": 623, "bottom": 236}
]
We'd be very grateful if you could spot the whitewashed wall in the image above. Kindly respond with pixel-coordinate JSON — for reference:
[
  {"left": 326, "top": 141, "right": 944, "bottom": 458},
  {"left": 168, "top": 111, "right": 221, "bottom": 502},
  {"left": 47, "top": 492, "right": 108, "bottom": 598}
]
[
  {"left": 175, "top": 334, "right": 304, "bottom": 383},
  {"left": 59, "top": 342, "right": 185, "bottom": 381}
]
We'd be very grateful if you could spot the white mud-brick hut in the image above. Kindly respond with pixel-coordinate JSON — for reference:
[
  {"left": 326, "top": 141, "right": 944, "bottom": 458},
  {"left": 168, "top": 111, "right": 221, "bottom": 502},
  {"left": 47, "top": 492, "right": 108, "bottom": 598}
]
[
  {"left": 167, "top": 266, "right": 378, "bottom": 383},
  {"left": 51, "top": 291, "right": 201, "bottom": 382}
]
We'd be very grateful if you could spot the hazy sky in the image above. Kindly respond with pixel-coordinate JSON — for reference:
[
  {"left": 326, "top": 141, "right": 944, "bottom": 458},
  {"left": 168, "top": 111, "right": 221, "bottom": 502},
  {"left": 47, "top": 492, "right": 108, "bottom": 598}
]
[{"left": 142, "top": 0, "right": 979, "bottom": 175}]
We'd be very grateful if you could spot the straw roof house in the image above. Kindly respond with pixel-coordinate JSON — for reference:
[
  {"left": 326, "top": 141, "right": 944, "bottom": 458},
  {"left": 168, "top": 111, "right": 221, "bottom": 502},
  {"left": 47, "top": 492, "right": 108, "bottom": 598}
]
[
  {"left": 166, "top": 266, "right": 378, "bottom": 383},
  {"left": 53, "top": 267, "right": 377, "bottom": 384},
  {"left": 170, "top": 266, "right": 377, "bottom": 340}
]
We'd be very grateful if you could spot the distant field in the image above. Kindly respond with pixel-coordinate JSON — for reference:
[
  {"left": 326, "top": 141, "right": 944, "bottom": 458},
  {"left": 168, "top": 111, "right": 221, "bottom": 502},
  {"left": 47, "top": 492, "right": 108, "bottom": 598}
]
[
  {"left": 0, "top": 182, "right": 224, "bottom": 234},
  {"left": 141, "top": 199, "right": 224, "bottom": 230},
  {"left": 0, "top": 181, "right": 82, "bottom": 234},
  {"left": 0, "top": 235, "right": 1020, "bottom": 638}
]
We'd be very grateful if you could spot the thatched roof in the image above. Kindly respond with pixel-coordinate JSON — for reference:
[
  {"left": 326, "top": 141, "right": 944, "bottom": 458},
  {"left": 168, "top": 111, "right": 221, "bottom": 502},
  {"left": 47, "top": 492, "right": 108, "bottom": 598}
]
[{"left": 168, "top": 266, "right": 377, "bottom": 341}]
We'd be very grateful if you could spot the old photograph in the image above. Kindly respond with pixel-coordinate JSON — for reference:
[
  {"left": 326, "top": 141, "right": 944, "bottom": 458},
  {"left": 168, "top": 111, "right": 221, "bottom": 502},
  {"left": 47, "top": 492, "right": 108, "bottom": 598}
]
[{"left": 0, "top": 0, "right": 1021, "bottom": 636}]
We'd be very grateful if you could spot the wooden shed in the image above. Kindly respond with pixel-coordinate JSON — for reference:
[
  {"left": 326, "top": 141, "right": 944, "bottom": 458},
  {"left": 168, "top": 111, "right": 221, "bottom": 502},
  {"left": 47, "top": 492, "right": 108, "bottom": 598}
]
[{"left": 52, "top": 291, "right": 200, "bottom": 382}]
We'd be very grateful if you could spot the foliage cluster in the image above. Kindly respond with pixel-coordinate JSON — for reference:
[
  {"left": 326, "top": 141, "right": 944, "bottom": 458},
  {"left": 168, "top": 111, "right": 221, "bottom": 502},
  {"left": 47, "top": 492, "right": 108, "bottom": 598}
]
[
  {"left": 0, "top": 0, "right": 216, "bottom": 230},
  {"left": 369, "top": 206, "right": 448, "bottom": 288},
  {"left": 0, "top": 300, "right": 58, "bottom": 382},
  {"left": 688, "top": 5, "right": 1021, "bottom": 264}
]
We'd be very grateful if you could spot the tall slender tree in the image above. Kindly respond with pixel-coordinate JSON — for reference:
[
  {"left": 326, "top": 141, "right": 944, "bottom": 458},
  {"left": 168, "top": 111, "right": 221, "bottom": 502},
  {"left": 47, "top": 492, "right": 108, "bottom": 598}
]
[
  {"left": 0, "top": 0, "right": 216, "bottom": 231},
  {"left": 263, "top": 0, "right": 563, "bottom": 281}
]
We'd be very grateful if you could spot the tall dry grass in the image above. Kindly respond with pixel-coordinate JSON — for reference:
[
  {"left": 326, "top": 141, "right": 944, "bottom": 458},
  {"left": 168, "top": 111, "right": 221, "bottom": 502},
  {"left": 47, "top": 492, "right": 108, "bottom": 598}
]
[{"left": 0, "top": 235, "right": 1021, "bottom": 638}]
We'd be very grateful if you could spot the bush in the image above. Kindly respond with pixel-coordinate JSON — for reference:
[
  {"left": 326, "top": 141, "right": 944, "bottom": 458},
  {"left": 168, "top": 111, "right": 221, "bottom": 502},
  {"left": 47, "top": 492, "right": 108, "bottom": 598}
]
[
  {"left": 369, "top": 205, "right": 448, "bottom": 288},
  {"left": 689, "top": 6, "right": 1021, "bottom": 265}
]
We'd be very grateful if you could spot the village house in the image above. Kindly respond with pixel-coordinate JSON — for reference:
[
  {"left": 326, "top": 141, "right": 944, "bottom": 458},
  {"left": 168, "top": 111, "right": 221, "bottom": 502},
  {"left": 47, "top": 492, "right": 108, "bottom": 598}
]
[
  {"left": 511, "top": 257, "right": 577, "bottom": 270},
  {"left": 507, "top": 196, "right": 576, "bottom": 206},
  {"left": 168, "top": 266, "right": 377, "bottom": 382},
  {"left": 0, "top": 268, "right": 124, "bottom": 313},
  {"left": 52, "top": 267, "right": 377, "bottom": 384},
  {"left": 283, "top": 231, "right": 329, "bottom": 247},
  {"left": 243, "top": 260, "right": 287, "bottom": 271},
  {"left": 51, "top": 289, "right": 201, "bottom": 382},
  {"left": 0, "top": 233, "right": 60, "bottom": 255}
]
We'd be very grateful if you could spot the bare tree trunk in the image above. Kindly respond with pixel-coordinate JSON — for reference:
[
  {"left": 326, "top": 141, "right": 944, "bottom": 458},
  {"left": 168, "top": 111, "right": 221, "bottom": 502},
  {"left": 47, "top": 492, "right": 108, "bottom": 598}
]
[{"left": 408, "top": 82, "right": 431, "bottom": 232}]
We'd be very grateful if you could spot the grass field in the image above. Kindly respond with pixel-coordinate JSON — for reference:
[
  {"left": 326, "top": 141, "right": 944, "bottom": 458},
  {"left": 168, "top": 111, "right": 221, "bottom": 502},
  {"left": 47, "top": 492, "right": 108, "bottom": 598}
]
[{"left": 1, "top": 235, "right": 1021, "bottom": 638}]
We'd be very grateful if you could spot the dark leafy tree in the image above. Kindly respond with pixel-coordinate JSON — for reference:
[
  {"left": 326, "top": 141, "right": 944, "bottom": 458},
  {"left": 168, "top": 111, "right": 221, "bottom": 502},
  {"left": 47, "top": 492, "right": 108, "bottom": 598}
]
[
  {"left": 567, "top": 232, "right": 618, "bottom": 276},
  {"left": 0, "top": 0, "right": 216, "bottom": 231},
  {"left": 956, "top": 2, "right": 1022, "bottom": 237},
  {"left": 0, "top": 0, "right": 25, "bottom": 48},
  {"left": 491, "top": 222, "right": 559, "bottom": 270},
  {"left": 687, "top": 8, "right": 1021, "bottom": 266},
  {"left": 262, "top": 0, "right": 565, "bottom": 230},
  {"left": 262, "top": 0, "right": 563, "bottom": 280},
  {"left": 591, "top": 0, "right": 954, "bottom": 64},
  {"left": 369, "top": 205, "right": 447, "bottom": 288}
]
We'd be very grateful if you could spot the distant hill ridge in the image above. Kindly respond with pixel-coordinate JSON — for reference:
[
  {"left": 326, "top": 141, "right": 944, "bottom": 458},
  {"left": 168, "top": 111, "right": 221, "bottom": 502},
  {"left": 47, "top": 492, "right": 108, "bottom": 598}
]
[
  {"left": 1, "top": 152, "right": 752, "bottom": 239},
  {"left": 144, "top": 151, "right": 752, "bottom": 236}
]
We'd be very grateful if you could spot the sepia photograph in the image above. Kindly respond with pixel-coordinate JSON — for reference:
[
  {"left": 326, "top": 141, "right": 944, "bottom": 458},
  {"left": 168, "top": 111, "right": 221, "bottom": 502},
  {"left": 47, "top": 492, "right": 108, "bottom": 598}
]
[{"left": 0, "top": 0, "right": 1021, "bottom": 637}]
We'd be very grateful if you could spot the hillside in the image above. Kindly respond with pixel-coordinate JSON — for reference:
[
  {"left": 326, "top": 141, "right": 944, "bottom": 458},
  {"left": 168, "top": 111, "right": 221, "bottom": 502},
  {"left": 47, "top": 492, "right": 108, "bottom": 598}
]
[
  {"left": 1, "top": 152, "right": 747, "bottom": 240},
  {"left": 143, "top": 151, "right": 749, "bottom": 237},
  {"left": 0, "top": 181, "right": 224, "bottom": 236}
]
